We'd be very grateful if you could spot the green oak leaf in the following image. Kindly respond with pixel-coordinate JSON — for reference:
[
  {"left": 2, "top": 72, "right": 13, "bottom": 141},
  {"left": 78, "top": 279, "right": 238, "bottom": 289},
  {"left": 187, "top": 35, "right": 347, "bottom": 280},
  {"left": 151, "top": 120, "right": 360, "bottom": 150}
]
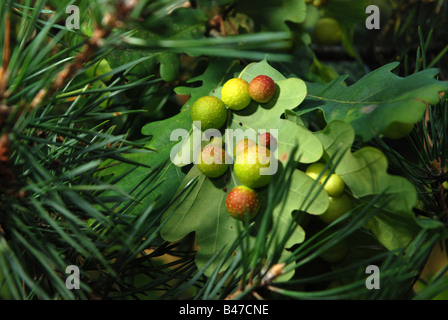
[
  {"left": 96, "top": 60, "right": 240, "bottom": 215},
  {"left": 96, "top": 110, "right": 191, "bottom": 214},
  {"left": 160, "top": 165, "right": 236, "bottom": 275},
  {"left": 160, "top": 162, "right": 329, "bottom": 276},
  {"left": 107, "top": 47, "right": 158, "bottom": 80},
  {"left": 174, "top": 59, "right": 241, "bottom": 112},
  {"left": 107, "top": 47, "right": 180, "bottom": 82},
  {"left": 237, "top": 0, "right": 307, "bottom": 32},
  {"left": 314, "top": 120, "right": 443, "bottom": 250},
  {"left": 107, "top": 8, "right": 207, "bottom": 82},
  {"left": 140, "top": 7, "right": 207, "bottom": 40},
  {"left": 161, "top": 60, "right": 327, "bottom": 276},
  {"left": 172, "top": 59, "right": 241, "bottom": 166},
  {"left": 322, "top": 0, "right": 370, "bottom": 57},
  {"left": 156, "top": 52, "right": 181, "bottom": 82},
  {"left": 173, "top": 59, "right": 323, "bottom": 166},
  {"left": 297, "top": 62, "right": 448, "bottom": 142},
  {"left": 227, "top": 60, "right": 323, "bottom": 165},
  {"left": 272, "top": 169, "right": 329, "bottom": 248}
]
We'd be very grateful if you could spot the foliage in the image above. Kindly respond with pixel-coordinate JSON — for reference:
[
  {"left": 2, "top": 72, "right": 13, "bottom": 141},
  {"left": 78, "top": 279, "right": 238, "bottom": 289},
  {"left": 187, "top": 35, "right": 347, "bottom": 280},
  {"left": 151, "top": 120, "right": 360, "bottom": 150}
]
[
  {"left": 299, "top": 63, "right": 448, "bottom": 142},
  {"left": 1, "top": 0, "right": 448, "bottom": 301}
]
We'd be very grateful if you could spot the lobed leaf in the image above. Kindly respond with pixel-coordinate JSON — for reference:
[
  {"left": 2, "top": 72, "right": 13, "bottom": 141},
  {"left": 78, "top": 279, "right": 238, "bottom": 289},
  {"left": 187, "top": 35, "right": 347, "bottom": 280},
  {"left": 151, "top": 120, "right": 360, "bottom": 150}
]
[
  {"left": 161, "top": 60, "right": 327, "bottom": 276},
  {"left": 314, "top": 120, "right": 443, "bottom": 250},
  {"left": 298, "top": 62, "right": 448, "bottom": 142}
]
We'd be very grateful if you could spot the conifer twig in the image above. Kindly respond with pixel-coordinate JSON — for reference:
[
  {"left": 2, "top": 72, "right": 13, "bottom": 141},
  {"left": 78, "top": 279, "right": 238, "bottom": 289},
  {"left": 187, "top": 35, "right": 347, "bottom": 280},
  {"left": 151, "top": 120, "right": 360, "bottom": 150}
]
[{"left": 224, "top": 263, "right": 285, "bottom": 300}]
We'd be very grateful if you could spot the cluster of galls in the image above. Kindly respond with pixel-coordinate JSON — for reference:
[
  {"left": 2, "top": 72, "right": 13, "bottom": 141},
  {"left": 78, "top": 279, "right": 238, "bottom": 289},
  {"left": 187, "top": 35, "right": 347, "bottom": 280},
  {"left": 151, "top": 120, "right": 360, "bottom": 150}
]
[
  {"left": 305, "top": 162, "right": 354, "bottom": 263},
  {"left": 305, "top": 162, "right": 353, "bottom": 225},
  {"left": 190, "top": 75, "right": 277, "bottom": 222}
]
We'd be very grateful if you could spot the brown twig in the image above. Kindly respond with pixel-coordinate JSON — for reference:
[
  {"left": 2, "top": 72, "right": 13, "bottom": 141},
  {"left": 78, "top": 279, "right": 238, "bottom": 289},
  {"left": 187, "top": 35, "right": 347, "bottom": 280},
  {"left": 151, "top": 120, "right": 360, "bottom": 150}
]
[{"left": 224, "top": 263, "right": 285, "bottom": 300}]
